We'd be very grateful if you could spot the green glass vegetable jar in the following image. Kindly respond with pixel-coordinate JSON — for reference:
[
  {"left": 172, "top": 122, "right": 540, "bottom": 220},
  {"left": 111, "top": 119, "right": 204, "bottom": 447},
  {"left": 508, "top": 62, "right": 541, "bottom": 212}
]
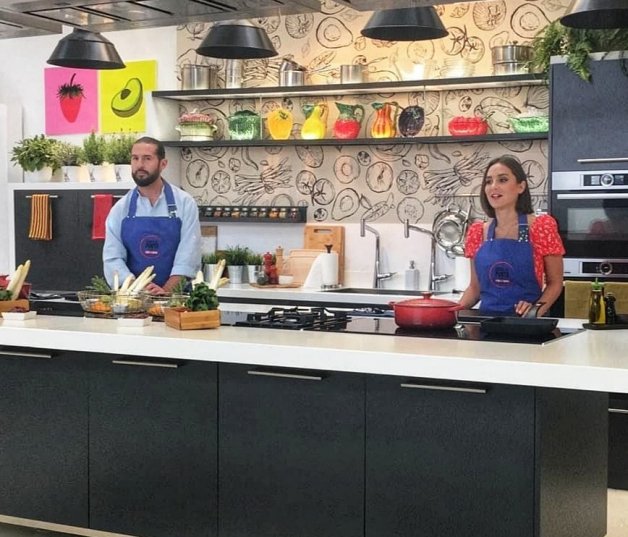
[{"left": 228, "top": 110, "right": 261, "bottom": 140}]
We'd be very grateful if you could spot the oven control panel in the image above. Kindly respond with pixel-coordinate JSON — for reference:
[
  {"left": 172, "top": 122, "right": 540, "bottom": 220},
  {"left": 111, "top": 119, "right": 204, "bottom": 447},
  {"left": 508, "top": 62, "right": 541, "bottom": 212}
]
[
  {"left": 552, "top": 170, "right": 628, "bottom": 191},
  {"left": 564, "top": 258, "right": 628, "bottom": 279}
]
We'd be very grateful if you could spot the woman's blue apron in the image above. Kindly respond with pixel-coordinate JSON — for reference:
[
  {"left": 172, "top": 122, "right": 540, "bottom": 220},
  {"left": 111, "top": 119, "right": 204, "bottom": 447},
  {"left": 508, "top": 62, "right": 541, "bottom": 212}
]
[
  {"left": 475, "top": 213, "right": 541, "bottom": 315},
  {"left": 121, "top": 181, "right": 181, "bottom": 287}
]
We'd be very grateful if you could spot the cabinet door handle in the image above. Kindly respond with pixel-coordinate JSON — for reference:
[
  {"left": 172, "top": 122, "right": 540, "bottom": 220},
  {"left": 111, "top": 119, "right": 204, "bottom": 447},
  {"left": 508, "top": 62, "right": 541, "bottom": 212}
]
[
  {"left": 400, "top": 383, "right": 487, "bottom": 394},
  {"left": 0, "top": 349, "right": 52, "bottom": 359},
  {"left": 112, "top": 359, "right": 179, "bottom": 369},
  {"left": 576, "top": 157, "right": 628, "bottom": 164},
  {"left": 609, "top": 408, "right": 628, "bottom": 414},
  {"left": 247, "top": 369, "right": 323, "bottom": 381}
]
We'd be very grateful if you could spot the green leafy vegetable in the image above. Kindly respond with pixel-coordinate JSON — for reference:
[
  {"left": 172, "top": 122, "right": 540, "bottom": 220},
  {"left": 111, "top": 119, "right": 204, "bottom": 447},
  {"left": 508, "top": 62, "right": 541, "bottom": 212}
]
[
  {"left": 86, "top": 275, "right": 111, "bottom": 293},
  {"left": 0, "top": 288, "right": 13, "bottom": 301},
  {"left": 184, "top": 282, "right": 219, "bottom": 311}
]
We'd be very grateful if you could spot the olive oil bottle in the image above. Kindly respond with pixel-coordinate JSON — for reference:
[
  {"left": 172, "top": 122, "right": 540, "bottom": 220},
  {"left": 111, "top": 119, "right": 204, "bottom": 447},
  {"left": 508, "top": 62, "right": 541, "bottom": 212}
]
[{"left": 588, "top": 279, "right": 606, "bottom": 324}]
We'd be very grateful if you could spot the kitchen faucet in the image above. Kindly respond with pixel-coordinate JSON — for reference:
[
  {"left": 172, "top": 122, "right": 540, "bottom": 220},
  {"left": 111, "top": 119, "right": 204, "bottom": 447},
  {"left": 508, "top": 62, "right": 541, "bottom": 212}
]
[
  {"left": 404, "top": 220, "right": 452, "bottom": 292},
  {"left": 360, "top": 219, "right": 396, "bottom": 288}
]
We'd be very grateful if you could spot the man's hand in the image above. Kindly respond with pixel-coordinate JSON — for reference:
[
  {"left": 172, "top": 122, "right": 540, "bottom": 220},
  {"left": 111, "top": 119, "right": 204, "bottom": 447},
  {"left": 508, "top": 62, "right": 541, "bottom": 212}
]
[{"left": 144, "top": 282, "right": 167, "bottom": 295}]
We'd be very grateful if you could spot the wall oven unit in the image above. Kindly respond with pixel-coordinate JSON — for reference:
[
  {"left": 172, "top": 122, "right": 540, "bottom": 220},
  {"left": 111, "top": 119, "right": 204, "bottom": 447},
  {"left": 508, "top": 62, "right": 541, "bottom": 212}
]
[{"left": 551, "top": 170, "right": 628, "bottom": 280}]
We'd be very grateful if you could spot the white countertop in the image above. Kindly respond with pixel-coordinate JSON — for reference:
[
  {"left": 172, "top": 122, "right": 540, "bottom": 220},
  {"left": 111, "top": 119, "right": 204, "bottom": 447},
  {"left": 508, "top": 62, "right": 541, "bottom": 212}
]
[{"left": 0, "top": 308, "right": 626, "bottom": 394}]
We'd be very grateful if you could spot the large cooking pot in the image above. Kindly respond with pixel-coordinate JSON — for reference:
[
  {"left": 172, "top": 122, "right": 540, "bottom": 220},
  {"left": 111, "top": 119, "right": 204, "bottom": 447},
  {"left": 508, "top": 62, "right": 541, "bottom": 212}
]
[
  {"left": 490, "top": 43, "right": 533, "bottom": 64},
  {"left": 389, "top": 293, "right": 463, "bottom": 329}
]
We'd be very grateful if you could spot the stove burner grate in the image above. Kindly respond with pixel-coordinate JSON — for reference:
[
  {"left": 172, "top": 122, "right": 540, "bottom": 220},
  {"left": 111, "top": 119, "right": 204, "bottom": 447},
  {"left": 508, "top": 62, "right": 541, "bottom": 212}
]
[{"left": 236, "top": 307, "right": 349, "bottom": 331}]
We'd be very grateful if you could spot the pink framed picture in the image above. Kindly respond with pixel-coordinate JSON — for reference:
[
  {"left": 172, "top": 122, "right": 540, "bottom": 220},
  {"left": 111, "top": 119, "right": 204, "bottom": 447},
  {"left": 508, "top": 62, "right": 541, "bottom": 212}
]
[{"left": 45, "top": 67, "right": 98, "bottom": 135}]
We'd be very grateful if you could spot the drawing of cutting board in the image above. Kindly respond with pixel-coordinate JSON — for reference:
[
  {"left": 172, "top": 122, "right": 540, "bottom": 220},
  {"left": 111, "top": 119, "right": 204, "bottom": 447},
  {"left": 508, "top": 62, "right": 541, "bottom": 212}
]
[
  {"left": 283, "top": 249, "right": 325, "bottom": 285},
  {"left": 303, "top": 225, "right": 345, "bottom": 284}
]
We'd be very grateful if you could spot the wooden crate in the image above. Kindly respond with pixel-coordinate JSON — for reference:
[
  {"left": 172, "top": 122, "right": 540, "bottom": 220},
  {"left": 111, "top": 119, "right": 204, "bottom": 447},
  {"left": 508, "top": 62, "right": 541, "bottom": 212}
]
[
  {"left": 164, "top": 308, "right": 220, "bottom": 330},
  {"left": 0, "top": 299, "right": 29, "bottom": 313}
]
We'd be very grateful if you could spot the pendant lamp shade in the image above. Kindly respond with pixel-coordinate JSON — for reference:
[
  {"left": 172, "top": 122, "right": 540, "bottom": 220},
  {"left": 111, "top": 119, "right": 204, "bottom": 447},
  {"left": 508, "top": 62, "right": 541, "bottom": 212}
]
[
  {"left": 47, "top": 28, "right": 125, "bottom": 69},
  {"left": 560, "top": 0, "right": 628, "bottom": 28},
  {"left": 361, "top": 7, "right": 448, "bottom": 41},
  {"left": 197, "top": 21, "right": 277, "bottom": 59}
]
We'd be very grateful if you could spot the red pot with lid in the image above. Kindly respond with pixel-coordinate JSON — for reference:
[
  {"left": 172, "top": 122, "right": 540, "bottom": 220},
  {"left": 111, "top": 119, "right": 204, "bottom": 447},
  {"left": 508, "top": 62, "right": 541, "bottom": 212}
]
[{"left": 389, "top": 293, "right": 463, "bottom": 329}]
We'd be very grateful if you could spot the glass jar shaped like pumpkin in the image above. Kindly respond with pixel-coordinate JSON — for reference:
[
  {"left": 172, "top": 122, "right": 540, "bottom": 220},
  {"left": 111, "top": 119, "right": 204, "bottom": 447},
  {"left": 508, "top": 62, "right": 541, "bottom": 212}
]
[
  {"left": 333, "top": 103, "right": 364, "bottom": 139},
  {"left": 301, "top": 103, "right": 328, "bottom": 140}
]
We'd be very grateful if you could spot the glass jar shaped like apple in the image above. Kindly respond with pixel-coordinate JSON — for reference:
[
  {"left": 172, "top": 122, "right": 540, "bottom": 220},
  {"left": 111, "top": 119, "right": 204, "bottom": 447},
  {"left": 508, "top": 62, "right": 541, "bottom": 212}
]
[{"left": 333, "top": 103, "right": 364, "bottom": 139}]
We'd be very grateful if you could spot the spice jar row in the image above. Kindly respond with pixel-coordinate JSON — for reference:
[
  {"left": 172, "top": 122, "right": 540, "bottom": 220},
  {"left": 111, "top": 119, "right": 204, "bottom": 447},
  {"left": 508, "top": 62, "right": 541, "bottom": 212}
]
[{"left": 200, "top": 205, "right": 307, "bottom": 223}]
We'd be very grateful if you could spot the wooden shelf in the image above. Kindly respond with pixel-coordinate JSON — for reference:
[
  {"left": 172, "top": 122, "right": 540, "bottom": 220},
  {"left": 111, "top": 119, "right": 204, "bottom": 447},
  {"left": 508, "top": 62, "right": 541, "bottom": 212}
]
[
  {"left": 164, "top": 132, "right": 547, "bottom": 148},
  {"left": 153, "top": 74, "right": 545, "bottom": 101}
]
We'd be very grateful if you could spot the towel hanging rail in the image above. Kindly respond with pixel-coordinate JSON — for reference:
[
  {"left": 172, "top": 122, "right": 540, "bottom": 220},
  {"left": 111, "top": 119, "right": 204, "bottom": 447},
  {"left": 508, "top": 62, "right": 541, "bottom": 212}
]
[
  {"left": 25, "top": 195, "right": 59, "bottom": 199},
  {"left": 90, "top": 195, "right": 124, "bottom": 199}
]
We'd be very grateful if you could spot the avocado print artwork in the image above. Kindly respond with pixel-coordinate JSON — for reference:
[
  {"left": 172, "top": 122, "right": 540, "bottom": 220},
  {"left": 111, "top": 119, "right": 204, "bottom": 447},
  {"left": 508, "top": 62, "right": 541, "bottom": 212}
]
[
  {"left": 111, "top": 77, "right": 143, "bottom": 118},
  {"left": 99, "top": 60, "right": 156, "bottom": 134}
]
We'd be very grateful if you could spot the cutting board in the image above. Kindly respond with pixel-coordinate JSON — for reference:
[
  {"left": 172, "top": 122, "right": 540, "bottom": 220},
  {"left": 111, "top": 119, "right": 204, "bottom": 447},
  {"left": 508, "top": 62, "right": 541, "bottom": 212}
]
[
  {"left": 303, "top": 225, "right": 345, "bottom": 284},
  {"left": 283, "top": 249, "right": 325, "bottom": 285}
]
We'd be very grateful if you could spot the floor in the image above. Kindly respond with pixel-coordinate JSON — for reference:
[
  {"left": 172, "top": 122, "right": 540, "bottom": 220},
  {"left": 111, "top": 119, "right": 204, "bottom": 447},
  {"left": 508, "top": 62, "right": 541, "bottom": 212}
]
[{"left": 0, "top": 489, "right": 627, "bottom": 537}]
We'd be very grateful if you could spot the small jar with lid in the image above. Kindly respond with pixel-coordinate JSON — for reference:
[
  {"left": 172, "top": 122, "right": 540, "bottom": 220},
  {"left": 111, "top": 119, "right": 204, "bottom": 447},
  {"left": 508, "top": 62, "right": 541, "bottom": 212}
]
[
  {"left": 222, "top": 207, "right": 231, "bottom": 218},
  {"left": 250, "top": 207, "right": 259, "bottom": 218},
  {"left": 204, "top": 206, "right": 214, "bottom": 217},
  {"left": 289, "top": 207, "right": 299, "bottom": 220},
  {"left": 258, "top": 207, "right": 268, "bottom": 218},
  {"left": 231, "top": 207, "right": 241, "bottom": 218},
  {"left": 278, "top": 207, "right": 287, "bottom": 219},
  {"left": 269, "top": 207, "right": 279, "bottom": 219},
  {"left": 240, "top": 207, "right": 249, "bottom": 219},
  {"left": 213, "top": 207, "right": 222, "bottom": 218}
]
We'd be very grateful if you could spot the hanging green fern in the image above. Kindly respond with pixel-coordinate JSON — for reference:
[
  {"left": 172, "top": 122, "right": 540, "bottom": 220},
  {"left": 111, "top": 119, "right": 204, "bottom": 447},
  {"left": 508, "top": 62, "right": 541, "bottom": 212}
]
[{"left": 529, "top": 21, "right": 628, "bottom": 82}]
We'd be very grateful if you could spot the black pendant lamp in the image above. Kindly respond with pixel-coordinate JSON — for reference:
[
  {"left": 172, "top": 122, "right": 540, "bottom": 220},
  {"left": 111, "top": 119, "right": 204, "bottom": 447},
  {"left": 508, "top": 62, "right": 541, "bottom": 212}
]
[
  {"left": 361, "top": 7, "right": 448, "bottom": 41},
  {"left": 197, "top": 21, "right": 277, "bottom": 59},
  {"left": 560, "top": 0, "right": 628, "bottom": 29},
  {"left": 47, "top": 28, "right": 125, "bottom": 69}
]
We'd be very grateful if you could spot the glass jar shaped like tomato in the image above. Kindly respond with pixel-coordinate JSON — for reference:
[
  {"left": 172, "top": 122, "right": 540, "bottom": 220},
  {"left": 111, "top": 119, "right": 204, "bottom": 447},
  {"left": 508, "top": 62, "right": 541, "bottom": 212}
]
[
  {"left": 447, "top": 116, "right": 489, "bottom": 136},
  {"left": 333, "top": 102, "right": 364, "bottom": 139}
]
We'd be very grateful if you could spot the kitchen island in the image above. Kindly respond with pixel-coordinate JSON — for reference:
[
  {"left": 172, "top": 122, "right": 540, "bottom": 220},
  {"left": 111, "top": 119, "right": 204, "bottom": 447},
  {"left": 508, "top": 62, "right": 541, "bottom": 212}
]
[{"left": 0, "top": 312, "right": 616, "bottom": 537}]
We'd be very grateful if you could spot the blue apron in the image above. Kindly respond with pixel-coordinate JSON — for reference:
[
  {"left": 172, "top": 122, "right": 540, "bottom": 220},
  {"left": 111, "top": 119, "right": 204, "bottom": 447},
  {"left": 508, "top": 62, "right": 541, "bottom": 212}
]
[
  {"left": 121, "top": 181, "right": 182, "bottom": 287},
  {"left": 475, "top": 213, "right": 541, "bottom": 315}
]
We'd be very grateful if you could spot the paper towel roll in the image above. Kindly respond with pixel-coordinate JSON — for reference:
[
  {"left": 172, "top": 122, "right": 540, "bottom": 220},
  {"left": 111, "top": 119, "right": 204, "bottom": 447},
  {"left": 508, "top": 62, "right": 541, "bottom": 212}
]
[
  {"left": 321, "top": 253, "right": 339, "bottom": 286},
  {"left": 454, "top": 256, "right": 471, "bottom": 291}
]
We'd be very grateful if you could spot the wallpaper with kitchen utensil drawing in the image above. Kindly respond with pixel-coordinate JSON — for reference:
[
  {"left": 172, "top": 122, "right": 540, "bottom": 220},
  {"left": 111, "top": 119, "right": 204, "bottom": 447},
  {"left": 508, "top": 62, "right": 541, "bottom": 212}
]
[{"left": 174, "top": 0, "right": 569, "bottom": 224}]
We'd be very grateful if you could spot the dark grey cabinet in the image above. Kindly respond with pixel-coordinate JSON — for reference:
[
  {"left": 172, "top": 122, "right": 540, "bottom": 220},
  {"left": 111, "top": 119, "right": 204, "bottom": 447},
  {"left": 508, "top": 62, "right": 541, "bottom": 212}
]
[
  {"left": 609, "top": 394, "right": 628, "bottom": 490},
  {"left": 365, "top": 377, "right": 608, "bottom": 537},
  {"left": 89, "top": 355, "right": 218, "bottom": 537},
  {"left": 14, "top": 189, "right": 127, "bottom": 291},
  {"left": 550, "top": 58, "right": 628, "bottom": 172},
  {"left": 218, "top": 364, "right": 364, "bottom": 537},
  {"left": 0, "top": 348, "right": 88, "bottom": 526}
]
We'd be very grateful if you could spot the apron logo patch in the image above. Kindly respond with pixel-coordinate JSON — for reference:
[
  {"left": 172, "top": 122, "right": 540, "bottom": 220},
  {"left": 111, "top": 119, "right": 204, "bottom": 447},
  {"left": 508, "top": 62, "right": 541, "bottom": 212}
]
[
  {"left": 139, "top": 234, "right": 161, "bottom": 258},
  {"left": 488, "top": 261, "right": 513, "bottom": 287}
]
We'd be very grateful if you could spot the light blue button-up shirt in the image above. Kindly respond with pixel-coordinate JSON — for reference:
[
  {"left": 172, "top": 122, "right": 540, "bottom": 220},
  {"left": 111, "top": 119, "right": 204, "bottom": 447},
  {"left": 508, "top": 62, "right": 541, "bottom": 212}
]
[{"left": 103, "top": 182, "right": 201, "bottom": 286}]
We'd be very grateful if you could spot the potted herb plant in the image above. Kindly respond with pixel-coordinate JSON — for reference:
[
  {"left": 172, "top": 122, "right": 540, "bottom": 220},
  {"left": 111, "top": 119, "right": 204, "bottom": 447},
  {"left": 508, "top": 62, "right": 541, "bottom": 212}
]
[
  {"left": 11, "top": 134, "right": 62, "bottom": 182},
  {"left": 57, "top": 141, "right": 88, "bottom": 182},
  {"left": 105, "top": 132, "right": 136, "bottom": 182},
  {"left": 202, "top": 251, "right": 224, "bottom": 282},
  {"left": 245, "top": 252, "right": 263, "bottom": 285},
  {"left": 82, "top": 132, "right": 114, "bottom": 182},
  {"left": 529, "top": 21, "right": 628, "bottom": 82},
  {"left": 223, "top": 245, "right": 250, "bottom": 284}
]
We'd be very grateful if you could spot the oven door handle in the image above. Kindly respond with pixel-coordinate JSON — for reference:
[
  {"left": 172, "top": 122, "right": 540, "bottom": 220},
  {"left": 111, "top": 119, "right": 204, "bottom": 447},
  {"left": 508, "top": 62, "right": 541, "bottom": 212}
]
[
  {"left": 556, "top": 193, "right": 628, "bottom": 200},
  {"left": 576, "top": 157, "right": 628, "bottom": 164}
]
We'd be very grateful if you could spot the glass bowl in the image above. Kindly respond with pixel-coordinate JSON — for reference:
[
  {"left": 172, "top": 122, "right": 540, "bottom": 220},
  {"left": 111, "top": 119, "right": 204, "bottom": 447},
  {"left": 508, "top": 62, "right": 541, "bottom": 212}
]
[
  {"left": 77, "top": 291, "right": 114, "bottom": 314},
  {"left": 144, "top": 293, "right": 190, "bottom": 317}
]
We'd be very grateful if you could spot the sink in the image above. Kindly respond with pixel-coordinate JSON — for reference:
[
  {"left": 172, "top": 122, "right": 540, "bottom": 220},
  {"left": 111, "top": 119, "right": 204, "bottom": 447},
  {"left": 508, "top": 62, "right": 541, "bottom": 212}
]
[{"left": 322, "top": 287, "right": 449, "bottom": 296}]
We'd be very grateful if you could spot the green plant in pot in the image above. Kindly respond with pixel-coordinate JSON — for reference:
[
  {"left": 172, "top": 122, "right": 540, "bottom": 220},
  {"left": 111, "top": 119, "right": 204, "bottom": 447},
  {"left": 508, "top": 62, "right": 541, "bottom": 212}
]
[
  {"left": 223, "top": 245, "right": 251, "bottom": 284},
  {"left": 83, "top": 132, "right": 112, "bottom": 182},
  {"left": 529, "top": 21, "right": 628, "bottom": 81},
  {"left": 11, "top": 135, "right": 62, "bottom": 180},
  {"left": 57, "top": 141, "right": 86, "bottom": 182},
  {"left": 201, "top": 251, "right": 224, "bottom": 282},
  {"left": 106, "top": 132, "right": 136, "bottom": 182},
  {"left": 245, "top": 252, "right": 264, "bottom": 285}
]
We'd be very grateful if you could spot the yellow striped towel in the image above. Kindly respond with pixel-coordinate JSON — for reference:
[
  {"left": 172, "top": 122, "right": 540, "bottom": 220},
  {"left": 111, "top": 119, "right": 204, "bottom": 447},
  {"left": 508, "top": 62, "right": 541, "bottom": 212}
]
[{"left": 28, "top": 194, "right": 52, "bottom": 240}]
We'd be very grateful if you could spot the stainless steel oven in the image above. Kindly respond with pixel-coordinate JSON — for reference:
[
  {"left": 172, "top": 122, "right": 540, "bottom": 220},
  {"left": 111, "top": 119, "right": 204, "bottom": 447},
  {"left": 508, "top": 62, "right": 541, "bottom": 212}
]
[{"left": 551, "top": 170, "right": 628, "bottom": 279}]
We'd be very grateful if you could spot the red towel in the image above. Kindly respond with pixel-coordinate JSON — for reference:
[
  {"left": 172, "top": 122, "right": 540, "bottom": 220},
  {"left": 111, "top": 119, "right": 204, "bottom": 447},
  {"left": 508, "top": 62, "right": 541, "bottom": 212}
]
[{"left": 92, "top": 194, "right": 114, "bottom": 240}]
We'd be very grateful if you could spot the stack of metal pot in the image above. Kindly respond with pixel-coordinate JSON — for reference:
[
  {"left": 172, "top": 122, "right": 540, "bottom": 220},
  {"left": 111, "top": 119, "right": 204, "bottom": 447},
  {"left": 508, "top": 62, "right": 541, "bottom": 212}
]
[
  {"left": 491, "top": 43, "right": 533, "bottom": 75},
  {"left": 278, "top": 58, "right": 307, "bottom": 87}
]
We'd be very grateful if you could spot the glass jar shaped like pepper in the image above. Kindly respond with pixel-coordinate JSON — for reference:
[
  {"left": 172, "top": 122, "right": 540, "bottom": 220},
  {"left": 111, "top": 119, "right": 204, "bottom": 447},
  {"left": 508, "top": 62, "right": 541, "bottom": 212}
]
[{"left": 588, "top": 279, "right": 606, "bottom": 324}]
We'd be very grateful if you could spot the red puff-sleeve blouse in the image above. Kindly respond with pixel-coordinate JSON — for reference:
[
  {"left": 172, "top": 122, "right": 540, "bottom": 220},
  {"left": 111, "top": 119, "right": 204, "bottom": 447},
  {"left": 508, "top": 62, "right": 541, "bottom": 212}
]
[{"left": 464, "top": 214, "right": 565, "bottom": 288}]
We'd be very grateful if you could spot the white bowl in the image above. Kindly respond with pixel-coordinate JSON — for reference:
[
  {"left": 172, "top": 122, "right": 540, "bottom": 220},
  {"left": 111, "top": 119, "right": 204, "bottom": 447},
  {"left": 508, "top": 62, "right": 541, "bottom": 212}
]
[
  {"left": 278, "top": 275, "right": 294, "bottom": 285},
  {"left": 117, "top": 316, "right": 153, "bottom": 327},
  {"left": 1, "top": 310, "right": 37, "bottom": 321}
]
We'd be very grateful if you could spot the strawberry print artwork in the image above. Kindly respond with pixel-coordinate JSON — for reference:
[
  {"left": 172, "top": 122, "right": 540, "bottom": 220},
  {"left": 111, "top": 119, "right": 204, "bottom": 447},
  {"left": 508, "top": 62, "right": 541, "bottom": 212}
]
[{"left": 57, "top": 73, "right": 84, "bottom": 123}]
